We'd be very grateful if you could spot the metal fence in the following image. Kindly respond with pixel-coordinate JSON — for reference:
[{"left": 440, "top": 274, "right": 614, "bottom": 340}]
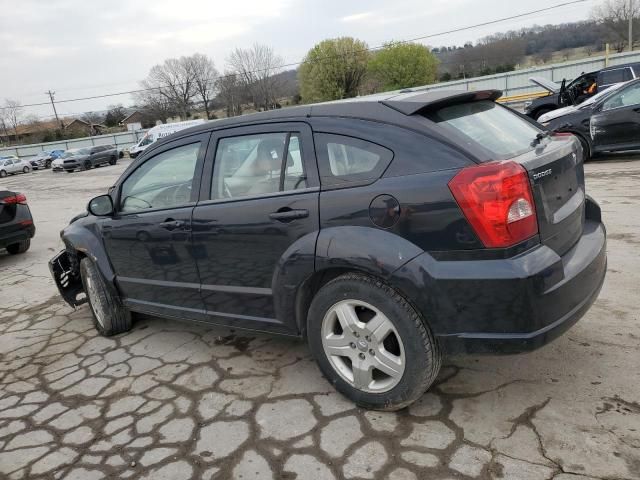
[
  {"left": 0, "top": 129, "right": 148, "bottom": 158},
  {"left": 4, "top": 50, "right": 640, "bottom": 159}
]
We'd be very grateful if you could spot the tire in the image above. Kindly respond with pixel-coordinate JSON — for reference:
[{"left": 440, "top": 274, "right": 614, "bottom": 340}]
[
  {"left": 307, "top": 273, "right": 441, "bottom": 411},
  {"left": 109, "top": 156, "right": 117, "bottom": 165},
  {"left": 533, "top": 107, "right": 554, "bottom": 121},
  {"left": 576, "top": 135, "right": 591, "bottom": 162},
  {"left": 6, "top": 239, "right": 30, "bottom": 254},
  {"left": 22, "top": 166, "right": 29, "bottom": 173},
  {"left": 83, "top": 160, "right": 92, "bottom": 171},
  {"left": 0, "top": 170, "right": 6, "bottom": 178},
  {"left": 80, "top": 257, "right": 132, "bottom": 336},
  {"left": 45, "top": 160, "right": 52, "bottom": 169}
]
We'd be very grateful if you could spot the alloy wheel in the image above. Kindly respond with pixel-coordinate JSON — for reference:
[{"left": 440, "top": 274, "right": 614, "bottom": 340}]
[{"left": 321, "top": 299, "right": 405, "bottom": 393}]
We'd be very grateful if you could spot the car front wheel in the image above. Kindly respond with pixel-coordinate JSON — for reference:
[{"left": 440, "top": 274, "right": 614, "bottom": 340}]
[
  {"left": 109, "top": 156, "right": 117, "bottom": 165},
  {"left": 0, "top": 170, "right": 6, "bottom": 178},
  {"left": 307, "top": 273, "right": 441, "bottom": 411},
  {"left": 22, "top": 166, "right": 29, "bottom": 173},
  {"left": 80, "top": 258, "right": 132, "bottom": 336}
]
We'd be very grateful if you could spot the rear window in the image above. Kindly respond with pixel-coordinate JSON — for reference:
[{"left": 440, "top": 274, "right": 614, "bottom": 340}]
[
  {"left": 426, "top": 101, "right": 541, "bottom": 159},
  {"left": 600, "top": 68, "right": 632, "bottom": 85},
  {"left": 314, "top": 133, "right": 393, "bottom": 186}
]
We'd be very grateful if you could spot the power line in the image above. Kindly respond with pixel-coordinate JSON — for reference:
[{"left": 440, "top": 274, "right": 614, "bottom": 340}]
[{"left": 18, "top": 0, "right": 589, "bottom": 109}]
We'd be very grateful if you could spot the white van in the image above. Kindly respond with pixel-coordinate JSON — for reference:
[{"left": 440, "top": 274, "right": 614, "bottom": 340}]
[{"left": 128, "top": 119, "right": 206, "bottom": 158}]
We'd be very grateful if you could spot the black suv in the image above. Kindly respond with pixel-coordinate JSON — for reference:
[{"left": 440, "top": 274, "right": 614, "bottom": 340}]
[
  {"left": 525, "top": 62, "right": 640, "bottom": 120},
  {"left": 50, "top": 90, "right": 607, "bottom": 410},
  {"left": 1, "top": 191, "right": 35, "bottom": 254}
]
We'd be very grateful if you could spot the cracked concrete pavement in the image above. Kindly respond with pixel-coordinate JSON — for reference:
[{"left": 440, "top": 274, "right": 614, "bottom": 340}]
[{"left": 0, "top": 156, "right": 639, "bottom": 479}]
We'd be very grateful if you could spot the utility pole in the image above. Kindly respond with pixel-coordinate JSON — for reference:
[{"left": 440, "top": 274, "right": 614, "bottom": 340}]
[
  {"left": 630, "top": 0, "right": 634, "bottom": 52},
  {"left": 46, "top": 90, "right": 63, "bottom": 129}
]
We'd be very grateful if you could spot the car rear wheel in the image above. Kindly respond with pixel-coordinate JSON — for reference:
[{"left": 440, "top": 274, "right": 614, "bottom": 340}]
[
  {"left": 22, "top": 166, "right": 29, "bottom": 173},
  {"left": 307, "top": 273, "right": 441, "bottom": 411},
  {"left": 83, "top": 160, "right": 92, "bottom": 171},
  {"left": 109, "top": 156, "right": 117, "bottom": 165},
  {"left": 45, "top": 160, "right": 52, "bottom": 169},
  {"left": 80, "top": 257, "right": 132, "bottom": 336},
  {"left": 6, "top": 239, "right": 30, "bottom": 255}
]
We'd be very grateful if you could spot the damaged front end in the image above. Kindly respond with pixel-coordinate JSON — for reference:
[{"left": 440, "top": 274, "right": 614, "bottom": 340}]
[{"left": 49, "top": 249, "right": 86, "bottom": 307}]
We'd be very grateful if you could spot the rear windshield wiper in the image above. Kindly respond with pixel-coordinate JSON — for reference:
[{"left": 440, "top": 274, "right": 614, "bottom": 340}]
[{"left": 531, "top": 130, "right": 551, "bottom": 147}]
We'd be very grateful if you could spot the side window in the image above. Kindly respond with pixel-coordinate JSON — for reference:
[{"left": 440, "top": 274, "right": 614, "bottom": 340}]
[
  {"left": 602, "top": 82, "right": 640, "bottom": 111},
  {"left": 211, "top": 132, "right": 305, "bottom": 200},
  {"left": 120, "top": 142, "right": 200, "bottom": 212},
  {"left": 600, "top": 69, "right": 626, "bottom": 85},
  {"left": 314, "top": 133, "right": 393, "bottom": 186}
]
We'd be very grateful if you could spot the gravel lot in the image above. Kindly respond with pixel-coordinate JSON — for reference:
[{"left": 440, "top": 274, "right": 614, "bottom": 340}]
[{"left": 1, "top": 156, "right": 639, "bottom": 480}]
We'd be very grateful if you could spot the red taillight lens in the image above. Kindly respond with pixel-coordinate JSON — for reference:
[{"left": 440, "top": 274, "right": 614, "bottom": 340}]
[
  {"left": 1, "top": 193, "right": 27, "bottom": 205},
  {"left": 448, "top": 161, "right": 538, "bottom": 248}
]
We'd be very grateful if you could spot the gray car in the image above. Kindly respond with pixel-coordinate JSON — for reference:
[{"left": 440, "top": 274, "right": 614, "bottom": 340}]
[
  {"left": 0, "top": 156, "right": 31, "bottom": 178},
  {"left": 62, "top": 145, "right": 119, "bottom": 173}
]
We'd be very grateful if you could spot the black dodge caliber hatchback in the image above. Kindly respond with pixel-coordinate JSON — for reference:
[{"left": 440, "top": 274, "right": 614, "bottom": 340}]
[{"left": 50, "top": 89, "right": 607, "bottom": 410}]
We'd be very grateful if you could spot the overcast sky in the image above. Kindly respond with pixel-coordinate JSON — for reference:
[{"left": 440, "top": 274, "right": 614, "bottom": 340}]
[{"left": 0, "top": 0, "right": 595, "bottom": 120}]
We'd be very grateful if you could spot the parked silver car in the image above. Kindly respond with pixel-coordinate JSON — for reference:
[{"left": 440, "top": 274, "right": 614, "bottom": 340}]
[{"left": 0, "top": 156, "right": 31, "bottom": 178}]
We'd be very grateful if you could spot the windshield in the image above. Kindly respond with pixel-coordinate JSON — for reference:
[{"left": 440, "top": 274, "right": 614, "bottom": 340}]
[
  {"left": 139, "top": 134, "right": 153, "bottom": 146},
  {"left": 426, "top": 101, "right": 541, "bottom": 159}
]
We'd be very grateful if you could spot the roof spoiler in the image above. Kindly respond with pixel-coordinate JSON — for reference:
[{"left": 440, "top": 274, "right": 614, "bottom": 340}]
[{"left": 381, "top": 89, "right": 503, "bottom": 115}]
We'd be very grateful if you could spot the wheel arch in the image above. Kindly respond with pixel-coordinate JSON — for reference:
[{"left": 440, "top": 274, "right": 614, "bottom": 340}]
[
  {"left": 62, "top": 222, "right": 117, "bottom": 289},
  {"left": 281, "top": 226, "right": 425, "bottom": 336}
]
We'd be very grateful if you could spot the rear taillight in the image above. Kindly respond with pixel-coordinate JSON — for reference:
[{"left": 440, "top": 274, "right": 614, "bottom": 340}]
[
  {"left": 448, "top": 161, "right": 537, "bottom": 248},
  {"left": 1, "top": 193, "right": 27, "bottom": 205}
]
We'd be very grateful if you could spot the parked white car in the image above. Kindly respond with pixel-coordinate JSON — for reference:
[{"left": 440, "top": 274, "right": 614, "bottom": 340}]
[
  {"left": 0, "top": 156, "right": 31, "bottom": 178},
  {"left": 51, "top": 157, "right": 65, "bottom": 172}
]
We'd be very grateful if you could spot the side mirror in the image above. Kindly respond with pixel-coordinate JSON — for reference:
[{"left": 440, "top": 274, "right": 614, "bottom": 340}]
[{"left": 88, "top": 195, "right": 114, "bottom": 216}]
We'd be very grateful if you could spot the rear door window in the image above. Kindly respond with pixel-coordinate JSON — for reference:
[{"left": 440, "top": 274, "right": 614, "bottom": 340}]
[
  {"left": 425, "top": 101, "right": 541, "bottom": 159},
  {"left": 314, "top": 134, "right": 393, "bottom": 186},
  {"left": 600, "top": 68, "right": 631, "bottom": 86},
  {"left": 211, "top": 132, "right": 306, "bottom": 200}
]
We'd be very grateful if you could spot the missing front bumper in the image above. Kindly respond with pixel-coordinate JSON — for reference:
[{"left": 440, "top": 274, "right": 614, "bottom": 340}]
[{"left": 49, "top": 250, "right": 86, "bottom": 307}]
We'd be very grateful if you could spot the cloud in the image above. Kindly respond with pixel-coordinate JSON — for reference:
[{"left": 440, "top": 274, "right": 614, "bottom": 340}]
[{"left": 340, "top": 12, "right": 374, "bottom": 23}]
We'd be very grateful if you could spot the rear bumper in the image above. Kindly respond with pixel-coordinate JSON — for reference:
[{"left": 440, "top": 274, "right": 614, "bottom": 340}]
[
  {"left": 0, "top": 225, "right": 35, "bottom": 249},
  {"left": 396, "top": 213, "right": 607, "bottom": 354}
]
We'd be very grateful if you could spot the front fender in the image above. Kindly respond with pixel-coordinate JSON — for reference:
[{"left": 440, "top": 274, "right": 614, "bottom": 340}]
[{"left": 61, "top": 218, "right": 115, "bottom": 286}]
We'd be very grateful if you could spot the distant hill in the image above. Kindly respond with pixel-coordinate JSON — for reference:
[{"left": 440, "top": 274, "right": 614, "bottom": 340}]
[{"left": 433, "top": 21, "right": 615, "bottom": 81}]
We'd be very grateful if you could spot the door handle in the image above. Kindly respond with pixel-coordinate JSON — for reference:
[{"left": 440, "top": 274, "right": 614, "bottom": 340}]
[
  {"left": 269, "top": 209, "right": 309, "bottom": 222},
  {"left": 159, "top": 219, "right": 186, "bottom": 231}
]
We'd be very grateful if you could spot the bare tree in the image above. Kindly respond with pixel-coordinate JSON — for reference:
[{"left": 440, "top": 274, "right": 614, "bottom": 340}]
[
  {"left": 188, "top": 54, "right": 219, "bottom": 119},
  {"left": 133, "top": 89, "right": 176, "bottom": 126},
  {"left": 227, "top": 44, "right": 284, "bottom": 111},
  {"left": 141, "top": 57, "right": 197, "bottom": 118},
  {"left": 215, "top": 73, "right": 245, "bottom": 117},
  {"left": 592, "top": 0, "right": 640, "bottom": 52},
  {"left": 2, "top": 100, "right": 23, "bottom": 141}
]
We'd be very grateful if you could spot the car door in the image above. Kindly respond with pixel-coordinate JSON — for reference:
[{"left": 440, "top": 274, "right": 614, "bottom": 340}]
[
  {"left": 101, "top": 132, "right": 210, "bottom": 318},
  {"left": 191, "top": 122, "right": 320, "bottom": 334},
  {"left": 591, "top": 81, "right": 640, "bottom": 152}
]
